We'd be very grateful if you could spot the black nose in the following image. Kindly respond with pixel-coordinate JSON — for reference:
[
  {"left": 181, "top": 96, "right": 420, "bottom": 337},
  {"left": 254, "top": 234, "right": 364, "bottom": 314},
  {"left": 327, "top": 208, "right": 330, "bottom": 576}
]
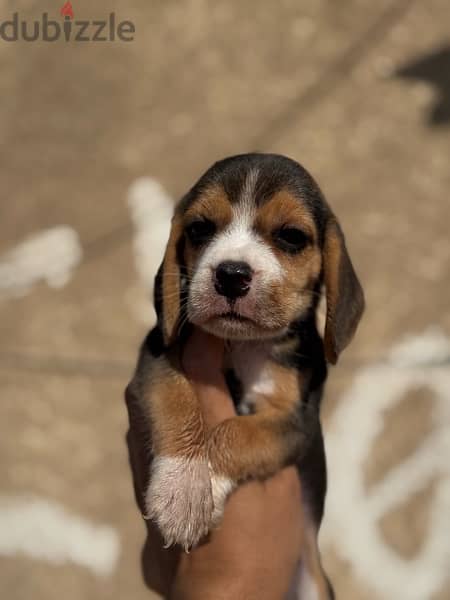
[{"left": 215, "top": 261, "right": 253, "bottom": 299}]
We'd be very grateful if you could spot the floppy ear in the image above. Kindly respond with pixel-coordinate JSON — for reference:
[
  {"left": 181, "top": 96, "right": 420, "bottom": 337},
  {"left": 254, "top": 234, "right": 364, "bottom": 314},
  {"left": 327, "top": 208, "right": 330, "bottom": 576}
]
[
  {"left": 322, "top": 218, "right": 365, "bottom": 364},
  {"left": 153, "top": 213, "right": 184, "bottom": 347}
]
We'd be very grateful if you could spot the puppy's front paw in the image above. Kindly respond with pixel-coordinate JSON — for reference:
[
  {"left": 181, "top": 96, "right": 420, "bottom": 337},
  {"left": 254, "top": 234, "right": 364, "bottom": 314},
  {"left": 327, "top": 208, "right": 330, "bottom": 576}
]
[{"left": 145, "top": 456, "right": 213, "bottom": 551}]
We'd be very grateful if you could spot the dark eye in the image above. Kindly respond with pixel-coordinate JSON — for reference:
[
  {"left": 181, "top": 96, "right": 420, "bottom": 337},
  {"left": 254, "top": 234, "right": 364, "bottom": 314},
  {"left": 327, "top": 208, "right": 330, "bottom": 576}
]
[
  {"left": 185, "top": 218, "right": 216, "bottom": 246},
  {"left": 274, "top": 226, "right": 310, "bottom": 253}
]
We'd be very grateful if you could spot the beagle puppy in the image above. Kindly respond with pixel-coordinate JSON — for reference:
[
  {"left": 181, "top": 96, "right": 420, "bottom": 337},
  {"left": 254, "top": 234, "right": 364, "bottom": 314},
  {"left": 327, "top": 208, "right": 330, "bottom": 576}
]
[{"left": 127, "top": 153, "right": 364, "bottom": 597}]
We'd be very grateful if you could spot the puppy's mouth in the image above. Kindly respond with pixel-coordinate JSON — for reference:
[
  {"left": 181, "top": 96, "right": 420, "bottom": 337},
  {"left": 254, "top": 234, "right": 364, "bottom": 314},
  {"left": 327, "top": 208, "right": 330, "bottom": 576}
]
[
  {"left": 203, "top": 309, "right": 260, "bottom": 340},
  {"left": 216, "top": 311, "right": 253, "bottom": 323}
]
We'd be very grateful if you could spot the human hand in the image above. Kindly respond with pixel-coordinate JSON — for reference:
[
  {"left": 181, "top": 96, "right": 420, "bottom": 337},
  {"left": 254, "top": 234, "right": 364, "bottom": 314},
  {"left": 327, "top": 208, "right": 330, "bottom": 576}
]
[
  {"left": 171, "top": 328, "right": 304, "bottom": 600},
  {"left": 125, "top": 328, "right": 304, "bottom": 599}
]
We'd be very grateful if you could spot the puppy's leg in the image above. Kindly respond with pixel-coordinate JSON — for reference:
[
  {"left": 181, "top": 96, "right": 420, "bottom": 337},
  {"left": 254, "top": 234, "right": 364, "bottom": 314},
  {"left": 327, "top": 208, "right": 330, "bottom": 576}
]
[
  {"left": 207, "top": 401, "right": 318, "bottom": 525},
  {"left": 141, "top": 356, "right": 213, "bottom": 550}
]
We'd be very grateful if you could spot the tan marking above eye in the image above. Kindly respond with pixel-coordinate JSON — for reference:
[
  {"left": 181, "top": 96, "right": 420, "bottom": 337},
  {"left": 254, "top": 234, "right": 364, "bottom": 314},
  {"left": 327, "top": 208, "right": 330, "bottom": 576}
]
[
  {"left": 183, "top": 186, "right": 232, "bottom": 232},
  {"left": 254, "top": 190, "right": 317, "bottom": 242},
  {"left": 182, "top": 186, "right": 233, "bottom": 274}
]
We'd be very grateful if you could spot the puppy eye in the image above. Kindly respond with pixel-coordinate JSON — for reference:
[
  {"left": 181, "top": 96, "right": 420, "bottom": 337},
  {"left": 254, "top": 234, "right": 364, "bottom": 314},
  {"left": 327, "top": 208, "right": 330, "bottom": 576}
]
[
  {"left": 274, "top": 226, "right": 310, "bottom": 253},
  {"left": 185, "top": 218, "right": 216, "bottom": 246}
]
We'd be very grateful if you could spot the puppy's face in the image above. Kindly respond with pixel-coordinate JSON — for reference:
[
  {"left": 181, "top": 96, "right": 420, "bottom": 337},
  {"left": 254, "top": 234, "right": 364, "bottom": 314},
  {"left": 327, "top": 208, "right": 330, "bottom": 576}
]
[
  {"left": 183, "top": 181, "right": 321, "bottom": 340},
  {"left": 157, "top": 154, "right": 364, "bottom": 361}
]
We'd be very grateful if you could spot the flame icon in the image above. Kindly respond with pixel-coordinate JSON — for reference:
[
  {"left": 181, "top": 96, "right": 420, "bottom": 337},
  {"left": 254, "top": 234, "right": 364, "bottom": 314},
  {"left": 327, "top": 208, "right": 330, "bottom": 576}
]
[{"left": 60, "top": 1, "right": 74, "bottom": 19}]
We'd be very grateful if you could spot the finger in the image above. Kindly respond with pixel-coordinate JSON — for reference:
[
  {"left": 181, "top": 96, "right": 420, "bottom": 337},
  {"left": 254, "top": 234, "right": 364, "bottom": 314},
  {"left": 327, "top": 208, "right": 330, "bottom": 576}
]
[{"left": 182, "top": 328, "right": 235, "bottom": 426}]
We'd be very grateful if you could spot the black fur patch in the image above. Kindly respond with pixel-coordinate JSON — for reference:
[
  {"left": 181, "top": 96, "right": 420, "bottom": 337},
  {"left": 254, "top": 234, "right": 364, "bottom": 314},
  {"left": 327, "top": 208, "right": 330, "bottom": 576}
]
[
  {"left": 224, "top": 368, "right": 244, "bottom": 411},
  {"left": 178, "top": 153, "right": 330, "bottom": 247}
]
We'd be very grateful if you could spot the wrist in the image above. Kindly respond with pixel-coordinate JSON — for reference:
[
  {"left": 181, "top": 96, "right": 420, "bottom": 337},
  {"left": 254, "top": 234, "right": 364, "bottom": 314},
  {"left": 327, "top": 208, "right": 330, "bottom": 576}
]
[
  {"left": 170, "top": 570, "right": 263, "bottom": 600},
  {"left": 170, "top": 551, "right": 289, "bottom": 600}
]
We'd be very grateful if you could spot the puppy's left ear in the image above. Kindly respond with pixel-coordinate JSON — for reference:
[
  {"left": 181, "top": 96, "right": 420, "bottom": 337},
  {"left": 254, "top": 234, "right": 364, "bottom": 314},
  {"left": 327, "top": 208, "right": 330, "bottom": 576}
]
[
  {"left": 322, "top": 218, "right": 365, "bottom": 364},
  {"left": 153, "top": 213, "right": 184, "bottom": 347}
]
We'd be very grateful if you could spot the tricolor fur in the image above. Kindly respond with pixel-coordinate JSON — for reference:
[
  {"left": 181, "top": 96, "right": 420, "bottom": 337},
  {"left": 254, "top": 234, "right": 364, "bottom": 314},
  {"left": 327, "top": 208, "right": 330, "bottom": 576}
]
[{"left": 127, "top": 153, "right": 364, "bottom": 598}]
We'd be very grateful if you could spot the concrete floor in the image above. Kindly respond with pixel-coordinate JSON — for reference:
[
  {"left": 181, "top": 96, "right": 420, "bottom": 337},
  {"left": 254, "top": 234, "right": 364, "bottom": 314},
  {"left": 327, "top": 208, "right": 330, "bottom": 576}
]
[{"left": 1, "top": 1, "right": 449, "bottom": 598}]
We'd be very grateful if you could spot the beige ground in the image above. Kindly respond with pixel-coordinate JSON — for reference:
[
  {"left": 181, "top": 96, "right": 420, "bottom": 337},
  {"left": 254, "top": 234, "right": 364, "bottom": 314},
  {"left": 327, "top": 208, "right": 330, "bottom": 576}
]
[{"left": 1, "top": 1, "right": 449, "bottom": 598}]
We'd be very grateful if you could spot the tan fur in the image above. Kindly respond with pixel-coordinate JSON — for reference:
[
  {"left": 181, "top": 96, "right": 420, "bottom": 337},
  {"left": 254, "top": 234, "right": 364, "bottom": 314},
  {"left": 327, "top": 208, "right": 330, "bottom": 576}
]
[
  {"left": 143, "top": 353, "right": 205, "bottom": 457},
  {"left": 183, "top": 186, "right": 232, "bottom": 275},
  {"left": 255, "top": 190, "right": 317, "bottom": 242},
  {"left": 160, "top": 216, "right": 184, "bottom": 346},
  {"left": 141, "top": 353, "right": 213, "bottom": 549},
  {"left": 184, "top": 186, "right": 232, "bottom": 229},
  {"left": 255, "top": 191, "right": 323, "bottom": 329}
]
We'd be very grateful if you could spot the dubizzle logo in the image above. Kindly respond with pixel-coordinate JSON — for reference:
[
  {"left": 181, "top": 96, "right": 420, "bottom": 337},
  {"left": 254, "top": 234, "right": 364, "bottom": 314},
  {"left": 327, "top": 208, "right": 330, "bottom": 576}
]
[{"left": 0, "top": 2, "right": 135, "bottom": 42}]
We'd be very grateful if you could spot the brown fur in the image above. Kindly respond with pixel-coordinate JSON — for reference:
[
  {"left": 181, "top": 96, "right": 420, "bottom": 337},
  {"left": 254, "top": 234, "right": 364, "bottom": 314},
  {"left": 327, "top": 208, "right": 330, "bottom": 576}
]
[
  {"left": 159, "top": 216, "right": 184, "bottom": 346},
  {"left": 323, "top": 219, "right": 365, "bottom": 364},
  {"left": 255, "top": 190, "right": 318, "bottom": 242},
  {"left": 144, "top": 354, "right": 205, "bottom": 458},
  {"left": 256, "top": 190, "right": 323, "bottom": 329},
  {"left": 183, "top": 188, "right": 233, "bottom": 275}
]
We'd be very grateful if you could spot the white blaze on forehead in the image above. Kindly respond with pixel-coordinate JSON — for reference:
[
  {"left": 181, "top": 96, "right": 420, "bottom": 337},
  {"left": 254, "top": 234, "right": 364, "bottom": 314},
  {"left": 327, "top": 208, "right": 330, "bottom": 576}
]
[
  {"left": 197, "top": 169, "right": 282, "bottom": 282},
  {"left": 240, "top": 167, "right": 260, "bottom": 206}
]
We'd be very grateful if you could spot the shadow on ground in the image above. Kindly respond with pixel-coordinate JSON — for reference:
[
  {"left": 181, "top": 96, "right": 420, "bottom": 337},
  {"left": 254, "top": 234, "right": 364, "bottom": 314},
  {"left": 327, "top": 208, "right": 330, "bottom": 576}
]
[{"left": 396, "top": 44, "right": 450, "bottom": 126}]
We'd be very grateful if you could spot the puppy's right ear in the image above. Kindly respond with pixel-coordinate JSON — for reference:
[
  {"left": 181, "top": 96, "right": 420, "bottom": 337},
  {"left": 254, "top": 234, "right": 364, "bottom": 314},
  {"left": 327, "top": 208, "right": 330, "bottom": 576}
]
[{"left": 153, "top": 213, "right": 184, "bottom": 347}]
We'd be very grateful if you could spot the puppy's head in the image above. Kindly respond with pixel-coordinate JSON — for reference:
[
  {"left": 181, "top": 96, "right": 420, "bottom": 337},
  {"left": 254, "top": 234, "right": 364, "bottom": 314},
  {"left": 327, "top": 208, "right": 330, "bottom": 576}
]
[{"left": 156, "top": 153, "right": 364, "bottom": 363}]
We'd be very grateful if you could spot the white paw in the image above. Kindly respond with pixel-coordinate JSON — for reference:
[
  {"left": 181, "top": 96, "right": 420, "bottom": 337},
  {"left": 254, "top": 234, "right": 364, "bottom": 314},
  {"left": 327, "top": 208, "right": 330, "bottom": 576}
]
[
  {"left": 210, "top": 472, "right": 235, "bottom": 527},
  {"left": 145, "top": 456, "right": 213, "bottom": 550}
]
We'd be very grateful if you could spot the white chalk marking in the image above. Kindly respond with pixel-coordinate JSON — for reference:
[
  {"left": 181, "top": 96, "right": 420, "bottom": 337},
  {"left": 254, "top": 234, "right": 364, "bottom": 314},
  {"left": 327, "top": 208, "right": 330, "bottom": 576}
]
[
  {"left": 127, "top": 177, "right": 173, "bottom": 289},
  {"left": 0, "top": 226, "right": 82, "bottom": 298},
  {"left": 297, "top": 561, "right": 320, "bottom": 600},
  {"left": 127, "top": 177, "right": 173, "bottom": 324},
  {"left": 322, "top": 329, "right": 450, "bottom": 600},
  {"left": 0, "top": 495, "right": 120, "bottom": 576}
]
